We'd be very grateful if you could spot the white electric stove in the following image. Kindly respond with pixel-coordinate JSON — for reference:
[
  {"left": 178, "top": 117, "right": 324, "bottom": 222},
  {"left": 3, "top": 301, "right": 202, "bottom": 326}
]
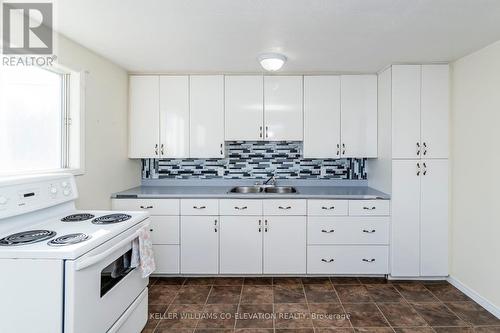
[{"left": 0, "top": 173, "right": 151, "bottom": 333}]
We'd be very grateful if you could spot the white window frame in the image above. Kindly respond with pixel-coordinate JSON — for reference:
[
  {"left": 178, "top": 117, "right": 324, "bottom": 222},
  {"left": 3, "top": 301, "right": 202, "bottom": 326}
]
[{"left": 0, "top": 64, "right": 86, "bottom": 176}]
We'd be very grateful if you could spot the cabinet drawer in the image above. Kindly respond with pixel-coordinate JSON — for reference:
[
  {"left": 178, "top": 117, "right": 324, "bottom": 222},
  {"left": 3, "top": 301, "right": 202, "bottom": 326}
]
[
  {"left": 112, "top": 199, "right": 179, "bottom": 215},
  {"left": 149, "top": 216, "right": 179, "bottom": 244},
  {"left": 220, "top": 199, "right": 262, "bottom": 215},
  {"left": 308, "top": 217, "right": 389, "bottom": 245},
  {"left": 263, "top": 199, "right": 306, "bottom": 215},
  {"left": 307, "top": 245, "right": 389, "bottom": 274},
  {"left": 180, "top": 199, "right": 219, "bottom": 215},
  {"left": 307, "top": 200, "right": 348, "bottom": 216},
  {"left": 348, "top": 200, "right": 390, "bottom": 216},
  {"left": 153, "top": 245, "right": 180, "bottom": 274}
]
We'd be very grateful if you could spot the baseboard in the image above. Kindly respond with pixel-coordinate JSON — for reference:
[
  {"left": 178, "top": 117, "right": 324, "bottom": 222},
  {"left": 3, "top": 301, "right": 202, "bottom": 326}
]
[{"left": 447, "top": 275, "right": 500, "bottom": 319}]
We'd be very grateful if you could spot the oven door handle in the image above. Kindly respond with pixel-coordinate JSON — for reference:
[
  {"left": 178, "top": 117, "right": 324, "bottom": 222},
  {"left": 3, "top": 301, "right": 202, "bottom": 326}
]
[{"left": 75, "top": 229, "right": 142, "bottom": 271}]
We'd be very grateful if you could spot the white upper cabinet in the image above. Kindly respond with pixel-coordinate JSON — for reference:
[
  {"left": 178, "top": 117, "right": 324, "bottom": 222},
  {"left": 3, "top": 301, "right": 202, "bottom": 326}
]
[
  {"left": 264, "top": 76, "right": 303, "bottom": 141},
  {"left": 421, "top": 65, "right": 449, "bottom": 159},
  {"left": 225, "top": 76, "right": 264, "bottom": 141},
  {"left": 159, "top": 76, "right": 189, "bottom": 158},
  {"left": 392, "top": 65, "right": 421, "bottom": 159},
  {"left": 303, "top": 76, "right": 341, "bottom": 158},
  {"left": 189, "top": 75, "right": 225, "bottom": 158},
  {"left": 392, "top": 64, "right": 449, "bottom": 159},
  {"left": 340, "top": 75, "right": 378, "bottom": 158},
  {"left": 129, "top": 75, "right": 160, "bottom": 158}
]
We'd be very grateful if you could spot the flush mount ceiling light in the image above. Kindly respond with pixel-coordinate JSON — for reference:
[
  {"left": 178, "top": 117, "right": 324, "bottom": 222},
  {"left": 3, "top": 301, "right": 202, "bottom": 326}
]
[{"left": 258, "top": 53, "right": 287, "bottom": 72}]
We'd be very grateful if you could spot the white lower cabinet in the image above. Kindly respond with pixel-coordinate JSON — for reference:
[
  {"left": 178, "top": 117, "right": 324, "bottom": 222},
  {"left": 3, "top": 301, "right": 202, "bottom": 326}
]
[
  {"left": 263, "top": 216, "right": 307, "bottom": 274},
  {"left": 219, "top": 216, "right": 263, "bottom": 274},
  {"left": 391, "top": 159, "right": 449, "bottom": 277},
  {"left": 307, "top": 245, "right": 389, "bottom": 274},
  {"left": 149, "top": 216, "right": 179, "bottom": 245},
  {"left": 153, "top": 245, "right": 180, "bottom": 274},
  {"left": 113, "top": 198, "right": 391, "bottom": 276},
  {"left": 180, "top": 216, "right": 219, "bottom": 274},
  {"left": 308, "top": 217, "right": 389, "bottom": 245}
]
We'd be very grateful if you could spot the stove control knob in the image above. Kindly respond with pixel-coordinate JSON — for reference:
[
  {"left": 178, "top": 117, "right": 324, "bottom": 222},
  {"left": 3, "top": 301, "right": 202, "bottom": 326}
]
[
  {"left": 61, "top": 181, "right": 69, "bottom": 188},
  {"left": 0, "top": 196, "right": 7, "bottom": 205},
  {"left": 49, "top": 186, "right": 58, "bottom": 197},
  {"left": 63, "top": 189, "right": 71, "bottom": 196}
]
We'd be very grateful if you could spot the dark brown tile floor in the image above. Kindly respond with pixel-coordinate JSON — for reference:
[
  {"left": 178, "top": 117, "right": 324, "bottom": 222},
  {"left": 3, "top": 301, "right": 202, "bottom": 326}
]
[{"left": 143, "top": 277, "right": 500, "bottom": 333}]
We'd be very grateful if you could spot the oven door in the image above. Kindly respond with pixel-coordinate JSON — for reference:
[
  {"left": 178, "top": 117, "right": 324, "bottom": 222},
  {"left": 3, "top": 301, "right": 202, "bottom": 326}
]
[{"left": 64, "top": 219, "right": 149, "bottom": 333}]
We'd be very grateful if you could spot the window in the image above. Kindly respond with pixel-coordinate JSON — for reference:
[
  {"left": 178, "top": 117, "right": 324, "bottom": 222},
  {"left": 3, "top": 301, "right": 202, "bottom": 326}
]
[{"left": 0, "top": 65, "right": 83, "bottom": 175}]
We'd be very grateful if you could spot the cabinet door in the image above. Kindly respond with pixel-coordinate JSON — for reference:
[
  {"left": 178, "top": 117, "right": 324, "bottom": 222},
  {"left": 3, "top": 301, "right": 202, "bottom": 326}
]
[
  {"left": 219, "top": 216, "right": 262, "bottom": 274},
  {"left": 225, "top": 76, "right": 264, "bottom": 141},
  {"left": 128, "top": 75, "right": 159, "bottom": 158},
  {"left": 180, "top": 216, "right": 219, "bottom": 274},
  {"left": 159, "top": 76, "right": 189, "bottom": 158},
  {"left": 264, "top": 76, "right": 303, "bottom": 141},
  {"left": 340, "top": 75, "right": 377, "bottom": 158},
  {"left": 392, "top": 65, "right": 421, "bottom": 159},
  {"left": 263, "top": 216, "right": 306, "bottom": 274},
  {"left": 303, "top": 76, "right": 341, "bottom": 158},
  {"left": 420, "top": 159, "right": 448, "bottom": 276},
  {"left": 153, "top": 245, "right": 180, "bottom": 274},
  {"left": 190, "top": 75, "right": 225, "bottom": 158},
  {"left": 391, "top": 160, "right": 421, "bottom": 277},
  {"left": 421, "top": 65, "right": 449, "bottom": 159}
]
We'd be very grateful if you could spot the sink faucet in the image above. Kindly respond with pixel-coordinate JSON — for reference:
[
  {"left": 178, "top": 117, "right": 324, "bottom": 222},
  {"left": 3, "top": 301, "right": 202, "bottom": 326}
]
[{"left": 263, "top": 175, "right": 276, "bottom": 186}]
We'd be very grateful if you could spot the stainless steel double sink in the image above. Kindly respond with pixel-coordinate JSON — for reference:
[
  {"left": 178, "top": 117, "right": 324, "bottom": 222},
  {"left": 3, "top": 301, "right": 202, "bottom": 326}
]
[{"left": 229, "top": 186, "right": 297, "bottom": 194}]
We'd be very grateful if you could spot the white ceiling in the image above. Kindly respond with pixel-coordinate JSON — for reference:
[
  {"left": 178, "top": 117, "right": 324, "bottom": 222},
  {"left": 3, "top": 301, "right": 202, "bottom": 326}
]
[{"left": 55, "top": 0, "right": 500, "bottom": 73}]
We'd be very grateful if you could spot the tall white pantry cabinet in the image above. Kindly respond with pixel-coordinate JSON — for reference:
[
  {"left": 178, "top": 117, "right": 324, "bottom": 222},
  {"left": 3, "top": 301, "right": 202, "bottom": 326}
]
[{"left": 378, "top": 64, "right": 450, "bottom": 278}]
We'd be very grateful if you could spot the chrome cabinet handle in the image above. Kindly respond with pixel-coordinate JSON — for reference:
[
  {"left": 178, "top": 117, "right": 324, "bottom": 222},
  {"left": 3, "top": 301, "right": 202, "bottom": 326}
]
[
  {"left": 362, "top": 229, "right": 376, "bottom": 233},
  {"left": 193, "top": 206, "right": 206, "bottom": 209},
  {"left": 264, "top": 219, "right": 268, "bottom": 232},
  {"left": 362, "top": 206, "right": 376, "bottom": 210},
  {"left": 220, "top": 143, "right": 223, "bottom": 156},
  {"left": 423, "top": 142, "right": 427, "bottom": 156},
  {"left": 342, "top": 143, "right": 346, "bottom": 155},
  {"left": 155, "top": 144, "right": 158, "bottom": 156},
  {"left": 321, "top": 258, "right": 335, "bottom": 263},
  {"left": 265, "top": 126, "right": 269, "bottom": 138},
  {"left": 417, "top": 162, "right": 421, "bottom": 176},
  {"left": 321, "top": 229, "right": 335, "bottom": 233},
  {"left": 278, "top": 206, "right": 292, "bottom": 210},
  {"left": 416, "top": 142, "right": 421, "bottom": 156},
  {"left": 362, "top": 258, "right": 376, "bottom": 263},
  {"left": 422, "top": 162, "right": 427, "bottom": 176},
  {"left": 336, "top": 144, "right": 340, "bottom": 156},
  {"left": 214, "top": 219, "right": 218, "bottom": 232},
  {"left": 258, "top": 219, "right": 262, "bottom": 232},
  {"left": 140, "top": 205, "right": 153, "bottom": 209},
  {"left": 259, "top": 126, "right": 263, "bottom": 138},
  {"left": 321, "top": 206, "right": 335, "bottom": 210},
  {"left": 160, "top": 144, "right": 164, "bottom": 155},
  {"left": 149, "top": 229, "right": 153, "bottom": 232},
  {"left": 234, "top": 206, "right": 248, "bottom": 210}
]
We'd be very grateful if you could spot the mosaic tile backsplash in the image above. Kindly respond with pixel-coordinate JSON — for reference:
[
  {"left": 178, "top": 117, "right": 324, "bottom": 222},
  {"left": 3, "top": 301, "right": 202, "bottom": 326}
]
[{"left": 142, "top": 141, "right": 367, "bottom": 180}]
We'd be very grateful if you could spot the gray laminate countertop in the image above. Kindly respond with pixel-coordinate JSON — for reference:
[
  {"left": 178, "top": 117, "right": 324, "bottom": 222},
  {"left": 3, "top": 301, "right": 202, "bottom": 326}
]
[{"left": 112, "top": 180, "right": 390, "bottom": 200}]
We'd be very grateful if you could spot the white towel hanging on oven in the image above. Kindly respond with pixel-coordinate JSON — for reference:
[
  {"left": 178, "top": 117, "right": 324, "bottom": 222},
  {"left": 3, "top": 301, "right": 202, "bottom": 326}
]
[{"left": 131, "top": 226, "right": 156, "bottom": 278}]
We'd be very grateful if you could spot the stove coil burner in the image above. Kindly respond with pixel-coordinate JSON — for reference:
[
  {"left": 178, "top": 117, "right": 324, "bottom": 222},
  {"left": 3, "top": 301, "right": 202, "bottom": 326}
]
[
  {"left": 61, "top": 213, "right": 95, "bottom": 222},
  {"left": 47, "top": 233, "right": 90, "bottom": 246},
  {"left": 0, "top": 230, "right": 56, "bottom": 246},
  {"left": 92, "top": 213, "right": 132, "bottom": 224}
]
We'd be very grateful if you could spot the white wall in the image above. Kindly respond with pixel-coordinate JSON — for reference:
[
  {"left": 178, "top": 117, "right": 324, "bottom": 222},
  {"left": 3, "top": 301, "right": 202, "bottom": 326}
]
[
  {"left": 451, "top": 40, "right": 500, "bottom": 309},
  {"left": 57, "top": 34, "right": 140, "bottom": 209}
]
